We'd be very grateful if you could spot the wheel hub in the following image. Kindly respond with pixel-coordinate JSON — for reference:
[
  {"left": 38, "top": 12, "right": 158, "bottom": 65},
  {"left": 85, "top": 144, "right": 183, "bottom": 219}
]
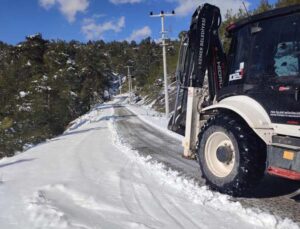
[
  {"left": 216, "top": 146, "right": 233, "bottom": 163},
  {"left": 204, "top": 132, "right": 236, "bottom": 177}
]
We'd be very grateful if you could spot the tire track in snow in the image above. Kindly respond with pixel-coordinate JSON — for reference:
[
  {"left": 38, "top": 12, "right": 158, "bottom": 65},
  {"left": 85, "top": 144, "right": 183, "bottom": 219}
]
[
  {"left": 136, "top": 162, "right": 197, "bottom": 229},
  {"left": 163, "top": 194, "right": 204, "bottom": 229},
  {"left": 66, "top": 109, "right": 165, "bottom": 228},
  {"left": 26, "top": 189, "right": 88, "bottom": 229},
  {"left": 119, "top": 160, "right": 164, "bottom": 228},
  {"left": 24, "top": 126, "right": 102, "bottom": 229},
  {"left": 113, "top": 121, "right": 186, "bottom": 228},
  {"left": 28, "top": 184, "right": 140, "bottom": 229},
  {"left": 120, "top": 160, "right": 185, "bottom": 229},
  {"left": 111, "top": 115, "right": 205, "bottom": 229},
  {"left": 133, "top": 160, "right": 185, "bottom": 229},
  {"left": 24, "top": 107, "right": 120, "bottom": 229},
  {"left": 113, "top": 106, "right": 204, "bottom": 182}
]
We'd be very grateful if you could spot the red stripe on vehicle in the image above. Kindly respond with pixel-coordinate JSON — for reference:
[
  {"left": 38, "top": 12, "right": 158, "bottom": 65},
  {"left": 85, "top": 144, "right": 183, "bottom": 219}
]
[
  {"left": 287, "top": 121, "right": 299, "bottom": 125},
  {"left": 267, "top": 167, "right": 300, "bottom": 180}
]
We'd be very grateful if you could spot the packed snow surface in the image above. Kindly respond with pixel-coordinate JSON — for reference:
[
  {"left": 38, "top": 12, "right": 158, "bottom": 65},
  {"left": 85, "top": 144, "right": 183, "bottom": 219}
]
[
  {"left": 126, "top": 103, "right": 183, "bottom": 141},
  {"left": 0, "top": 97, "right": 298, "bottom": 229}
]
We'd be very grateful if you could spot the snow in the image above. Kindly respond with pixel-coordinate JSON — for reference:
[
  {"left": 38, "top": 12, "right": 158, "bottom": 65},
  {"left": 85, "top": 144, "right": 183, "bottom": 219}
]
[
  {"left": 66, "top": 58, "right": 75, "bottom": 65},
  {"left": 70, "top": 91, "right": 78, "bottom": 97},
  {"left": 67, "top": 67, "right": 75, "bottom": 71},
  {"left": 35, "top": 85, "right": 52, "bottom": 92},
  {"left": 0, "top": 98, "right": 298, "bottom": 229},
  {"left": 17, "top": 104, "right": 32, "bottom": 112},
  {"left": 27, "top": 33, "right": 41, "bottom": 39},
  {"left": 109, "top": 118, "right": 296, "bottom": 229},
  {"left": 120, "top": 94, "right": 183, "bottom": 141},
  {"left": 19, "top": 91, "right": 29, "bottom": 98}
]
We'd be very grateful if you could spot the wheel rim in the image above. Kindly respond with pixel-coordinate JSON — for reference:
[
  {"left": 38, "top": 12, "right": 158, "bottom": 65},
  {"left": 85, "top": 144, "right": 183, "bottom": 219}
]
[{"left": 204, "top": 132, "right": 235, "bottom": 178}]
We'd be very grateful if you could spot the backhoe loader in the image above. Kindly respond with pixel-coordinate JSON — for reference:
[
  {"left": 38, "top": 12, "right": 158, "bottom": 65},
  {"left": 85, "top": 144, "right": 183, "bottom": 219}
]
[{"left": 169, "top": 3, "right": 300, "bottom": 195}]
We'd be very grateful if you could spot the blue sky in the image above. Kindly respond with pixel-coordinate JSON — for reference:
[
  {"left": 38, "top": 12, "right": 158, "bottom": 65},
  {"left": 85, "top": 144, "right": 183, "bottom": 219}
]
[{"left": 0, "top": 0, "right": 277, "bottom": 44}]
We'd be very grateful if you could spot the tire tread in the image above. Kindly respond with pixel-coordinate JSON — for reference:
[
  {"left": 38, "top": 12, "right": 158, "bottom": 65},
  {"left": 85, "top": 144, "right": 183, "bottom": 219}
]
[{"left": 197, "top": 111, "right": 266, "bottom": 196}]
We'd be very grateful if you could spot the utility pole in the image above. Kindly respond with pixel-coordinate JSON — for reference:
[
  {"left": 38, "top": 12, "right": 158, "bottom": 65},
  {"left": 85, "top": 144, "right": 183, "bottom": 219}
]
[
  {"left": 150, "top": 10, "right": 175, "bottom": 116},
  {"left": 125, "top": 66, "right": 133, "bottom": 103},
  {"left": 119, "top": 75, "right": 122, "bottom": 95}
]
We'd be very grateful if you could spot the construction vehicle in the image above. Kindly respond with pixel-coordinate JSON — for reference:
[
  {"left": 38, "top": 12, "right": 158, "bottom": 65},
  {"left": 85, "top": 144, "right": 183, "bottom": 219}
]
[{"left": 168, "top": 3, "right": 300, "bottom": 195}]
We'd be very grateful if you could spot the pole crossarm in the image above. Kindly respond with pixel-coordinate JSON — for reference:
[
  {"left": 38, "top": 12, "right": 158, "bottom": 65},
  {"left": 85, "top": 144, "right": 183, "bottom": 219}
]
[{"left": 150, "top": 13, "right": 175, "bottom": 17}]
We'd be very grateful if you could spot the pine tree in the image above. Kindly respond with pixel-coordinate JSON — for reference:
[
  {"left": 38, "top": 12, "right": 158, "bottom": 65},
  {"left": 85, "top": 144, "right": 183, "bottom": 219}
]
[
  {"left": 254, "top": 0, "right": 273, "bottom": 14},
  {"left": 275, "top": 0, "right": 300, "bottom": 7}
]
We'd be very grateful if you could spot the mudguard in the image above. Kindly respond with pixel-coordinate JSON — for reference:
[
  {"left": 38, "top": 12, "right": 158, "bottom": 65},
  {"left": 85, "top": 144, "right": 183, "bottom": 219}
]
[{"left": 202, "top": 95, "right": 274, "bottom": 144}]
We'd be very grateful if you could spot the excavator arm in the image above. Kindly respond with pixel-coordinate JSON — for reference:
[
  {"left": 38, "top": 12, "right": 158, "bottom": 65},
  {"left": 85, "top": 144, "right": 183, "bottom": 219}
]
[
  {"left": 188, "top": 3, "right": 226, "bottom": 91},
  {"left": 169, "top": 3, "right": 227, "bottom": 134}
]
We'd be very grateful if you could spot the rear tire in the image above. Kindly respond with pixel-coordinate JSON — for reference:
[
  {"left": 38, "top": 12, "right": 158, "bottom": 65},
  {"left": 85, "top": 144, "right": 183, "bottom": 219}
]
[{"left": 197, "top": 112, "right": 266, "bottom": 196}]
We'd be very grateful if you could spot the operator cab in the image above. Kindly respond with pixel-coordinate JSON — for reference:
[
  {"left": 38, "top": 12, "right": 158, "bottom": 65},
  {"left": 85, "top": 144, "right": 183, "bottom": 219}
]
[{"left": 221, "top": 4, "right": 300, "bottom": 126}]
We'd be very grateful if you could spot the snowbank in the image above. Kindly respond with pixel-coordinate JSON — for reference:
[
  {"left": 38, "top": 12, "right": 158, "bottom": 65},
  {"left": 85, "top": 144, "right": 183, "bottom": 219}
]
[{"left": 109, "top": 116, "right": 298, "bottom": 229}]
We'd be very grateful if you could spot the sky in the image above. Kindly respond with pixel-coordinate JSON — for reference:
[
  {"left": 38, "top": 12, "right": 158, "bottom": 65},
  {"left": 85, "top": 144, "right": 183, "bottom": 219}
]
[{"left": 0, "top": 0, "right": 278, "bottom": 45}]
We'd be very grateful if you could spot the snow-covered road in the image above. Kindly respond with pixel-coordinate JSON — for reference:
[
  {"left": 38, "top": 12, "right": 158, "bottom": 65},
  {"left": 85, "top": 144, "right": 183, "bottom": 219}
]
[
  {"left": 0, "top": 99, "right": 298, "bottom": 228},
  {"left": 114, "top": 101, "right": 300, "bottom": 223}
]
